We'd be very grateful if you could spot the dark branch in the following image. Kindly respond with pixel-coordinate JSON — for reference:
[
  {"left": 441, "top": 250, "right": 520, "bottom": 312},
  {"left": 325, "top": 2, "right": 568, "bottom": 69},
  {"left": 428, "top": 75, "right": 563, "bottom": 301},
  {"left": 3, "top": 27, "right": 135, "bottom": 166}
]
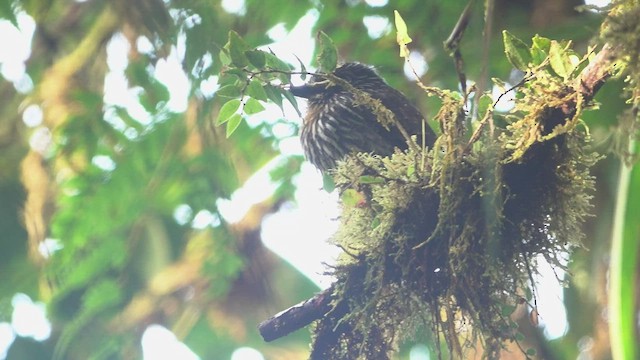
[{"left": 258, "top": 286, "right": 334, "bottom": 342}]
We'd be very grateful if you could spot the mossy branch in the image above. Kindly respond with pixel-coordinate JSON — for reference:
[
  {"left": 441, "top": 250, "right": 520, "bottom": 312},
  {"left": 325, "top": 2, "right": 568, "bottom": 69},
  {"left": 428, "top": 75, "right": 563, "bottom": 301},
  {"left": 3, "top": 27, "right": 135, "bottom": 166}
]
[{"left": 257, "top": 43, "right": 615, "bottom": 352}]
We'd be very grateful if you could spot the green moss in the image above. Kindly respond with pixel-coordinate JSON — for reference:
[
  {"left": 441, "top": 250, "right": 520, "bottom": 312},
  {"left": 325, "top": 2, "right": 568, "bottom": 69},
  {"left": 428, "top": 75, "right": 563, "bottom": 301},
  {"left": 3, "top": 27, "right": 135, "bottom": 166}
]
[
  {"left": 601, "top": 1, "right": 640, "bottom": 164},
  {"left": 602, "top": 1, "right": 640, "bottom": 105},
  {"left": 311, "top": 52, "right": 600, "bottom": 359}
]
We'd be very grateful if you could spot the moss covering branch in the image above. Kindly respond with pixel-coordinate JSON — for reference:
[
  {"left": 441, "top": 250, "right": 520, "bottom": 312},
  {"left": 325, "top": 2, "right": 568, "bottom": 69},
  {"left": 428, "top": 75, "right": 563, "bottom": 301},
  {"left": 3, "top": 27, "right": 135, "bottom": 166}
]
[{"left": 258, "top": 39, "right": 615, "bottom": 359}]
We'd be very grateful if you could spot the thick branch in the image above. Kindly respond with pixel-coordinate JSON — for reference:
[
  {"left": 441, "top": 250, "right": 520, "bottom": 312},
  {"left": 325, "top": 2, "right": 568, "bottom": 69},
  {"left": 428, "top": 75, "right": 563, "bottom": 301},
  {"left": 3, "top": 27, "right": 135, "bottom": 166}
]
[
  {"left": 542, "top": 43, "right": 616, "bottom": 135},
  {"left": 577, "top": 43, "right": 616, "bottom": 101},
  {"left": 258, "top": 286, "right": 334, "bottom": 342}
]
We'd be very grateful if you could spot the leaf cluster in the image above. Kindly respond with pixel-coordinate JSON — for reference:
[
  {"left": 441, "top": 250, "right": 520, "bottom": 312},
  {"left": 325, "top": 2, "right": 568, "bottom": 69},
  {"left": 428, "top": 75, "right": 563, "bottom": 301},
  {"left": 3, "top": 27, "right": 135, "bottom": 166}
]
[
  {"left": 215, "top": 28, "right": 344, "bottom": 139},
  {"left": 215, "top": 31, "right": 301, "bottom": 137}
]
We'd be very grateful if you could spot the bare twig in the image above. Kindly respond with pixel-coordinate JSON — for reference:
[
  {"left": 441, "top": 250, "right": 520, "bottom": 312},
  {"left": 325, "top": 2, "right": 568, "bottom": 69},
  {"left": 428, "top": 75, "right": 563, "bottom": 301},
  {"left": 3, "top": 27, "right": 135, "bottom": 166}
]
[{"left": 444, "top": 0, "right": 477, "bottom": 97}]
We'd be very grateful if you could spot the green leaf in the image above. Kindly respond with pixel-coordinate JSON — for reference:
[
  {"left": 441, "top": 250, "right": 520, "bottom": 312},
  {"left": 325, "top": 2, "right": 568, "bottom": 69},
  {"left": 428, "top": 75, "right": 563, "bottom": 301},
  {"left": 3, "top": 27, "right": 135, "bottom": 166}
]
[
  {"left": 283, "top": 90, "right": 301, "bottom": 117},
  {"left": 243, "top": 98, "right": 265, "bottom": 115},
  {"left": 524, "top": 287, "right": 533, "bottom": 300},
  {"left": 359, "top": 175, "right": 385, "bottom": 184},
  {"left": 265, "top": 85, "right": 284, "bottom": 110},
  {"left": 216, "top": 99, "right": 241, "bottom": 125},
  {"left": 264, "top": 52, "right": 292, "bottom": 83},
  {"left": 218, "top": 68, "right": 246, "bottom": 86},
  {"left": 216, "top": 84, "right": 242, "bottom": 98},
  {"left": 225, "top": 68, "right": 246, "bottom": 78},
  {"left": 246, "top": 79, "right": 268, "bottom": 101},
  {"left": 526, "top": 348, "right": 537, "bottom": 356},
  {"left": 549, "top": 41, "right": 575, "bottom": 80},
  {"left": 217, "top": 74, "right": 240, "bottom": 88},
  {"left": 531, "top": 35, "right": 551, "bottom": 65},
  {"left": 225, "top": 114, "right": 243, "bottom": 138},
  {"left": 477, "top": 94, "right": 493, "bottom": 118},
  {"left": 295, "top": 55, "right": 308, "bottom": 80},
  {"left": 245, "top": 49, "right": 266, "bottom": 69},
  {"left": 226, "top": 30, "right": 250, "bottom": 68},
  {"left": 316, "top": 31, "right": 338, "bottom": 72},
  {"left": 341, "top": 189, "right": 365, "bottom": 208},
  {"left": 502, "top": 30, "right": 531, "bottom": 71},
  {"left": 394, "top": 10, "right": 412, "bottom": 58},
  {"left": 219, "top": 48, "right": 231, "bottom": 66},
  {"left": 322, "top": 173, "right": 335, "bottom": 192},
  {"left": 264, "top": 52, "right": 292, "bottom": 72},
  {"left": 500, "top": 304, "right": 516, "bottom": 316}
]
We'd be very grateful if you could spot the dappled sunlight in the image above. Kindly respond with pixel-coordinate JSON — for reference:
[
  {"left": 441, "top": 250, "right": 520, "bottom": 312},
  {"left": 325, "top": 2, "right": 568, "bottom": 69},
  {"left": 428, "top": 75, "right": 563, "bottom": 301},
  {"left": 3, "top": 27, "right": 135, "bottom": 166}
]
[
  {"left": 141, "top": 325, "right": 199, "bottom": 360},
  {"left": 0, "top": 0, "right": 633, "bottom": 358}
]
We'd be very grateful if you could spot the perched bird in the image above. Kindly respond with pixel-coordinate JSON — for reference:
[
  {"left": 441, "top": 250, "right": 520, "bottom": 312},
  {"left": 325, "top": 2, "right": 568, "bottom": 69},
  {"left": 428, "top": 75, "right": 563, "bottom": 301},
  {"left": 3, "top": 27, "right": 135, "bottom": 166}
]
[{"left": 290, "top": 62, "right": 436, "bottom": 172}]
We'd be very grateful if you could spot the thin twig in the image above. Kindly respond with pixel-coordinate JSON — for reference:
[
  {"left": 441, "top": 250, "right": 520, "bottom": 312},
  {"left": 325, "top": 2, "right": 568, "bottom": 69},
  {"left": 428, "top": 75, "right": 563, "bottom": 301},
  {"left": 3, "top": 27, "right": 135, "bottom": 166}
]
[
  {"left": 444, "top": 0, "right": 476, "bottom": 97},
  {"left": 476, "top": 0, "right": 494, "bottom": 133}
]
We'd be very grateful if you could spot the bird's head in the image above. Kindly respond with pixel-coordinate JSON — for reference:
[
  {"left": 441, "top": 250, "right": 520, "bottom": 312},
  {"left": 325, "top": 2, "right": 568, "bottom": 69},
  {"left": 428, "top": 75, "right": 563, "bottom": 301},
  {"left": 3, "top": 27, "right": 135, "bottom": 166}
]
[{"left": 289, "top": 62, "right": 386, "bottom": 102}]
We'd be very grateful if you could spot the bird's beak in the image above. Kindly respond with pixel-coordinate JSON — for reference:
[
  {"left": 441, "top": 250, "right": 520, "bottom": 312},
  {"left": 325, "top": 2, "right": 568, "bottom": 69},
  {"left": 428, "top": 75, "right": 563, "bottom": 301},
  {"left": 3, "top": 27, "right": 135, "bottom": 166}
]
[{"left": 288, "top": 81, "right": 330, "bottom": 99}]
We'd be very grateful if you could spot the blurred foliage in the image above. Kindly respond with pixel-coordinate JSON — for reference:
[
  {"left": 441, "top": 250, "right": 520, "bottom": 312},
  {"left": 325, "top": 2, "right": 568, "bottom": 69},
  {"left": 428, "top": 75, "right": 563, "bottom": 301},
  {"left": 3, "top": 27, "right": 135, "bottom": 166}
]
[{"left": 0, "top": 0, "right": 637, "bottom": 359}]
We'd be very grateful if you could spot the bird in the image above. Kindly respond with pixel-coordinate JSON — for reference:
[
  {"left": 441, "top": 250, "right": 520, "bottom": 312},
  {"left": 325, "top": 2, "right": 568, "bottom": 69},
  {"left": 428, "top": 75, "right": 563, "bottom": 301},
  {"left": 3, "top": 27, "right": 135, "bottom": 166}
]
[{"left": 289, "top": 62, "right": 436, "bottom": 172}]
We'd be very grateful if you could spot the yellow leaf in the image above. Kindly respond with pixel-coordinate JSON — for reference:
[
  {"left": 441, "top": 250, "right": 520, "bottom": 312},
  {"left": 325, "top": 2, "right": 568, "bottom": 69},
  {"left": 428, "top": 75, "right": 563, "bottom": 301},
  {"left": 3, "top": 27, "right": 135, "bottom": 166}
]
[{"left": 394, "top": 10, "right": 412, "bottom": 58}]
